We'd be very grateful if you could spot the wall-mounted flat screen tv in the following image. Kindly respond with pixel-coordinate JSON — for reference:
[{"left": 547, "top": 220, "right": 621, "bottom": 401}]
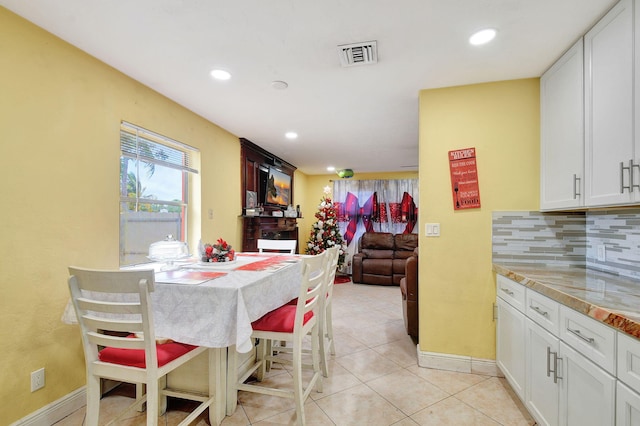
[{"left": 265, "top": 167, "right": 291, "bottom": 208}]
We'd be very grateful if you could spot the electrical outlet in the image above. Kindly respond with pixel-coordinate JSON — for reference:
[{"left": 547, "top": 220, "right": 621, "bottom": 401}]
[
  {"left": 31, "top": 368, "right": 45, "bottom": 392},
  {"left": 597, "top": 245, "right": 606, "bottom": 262}
]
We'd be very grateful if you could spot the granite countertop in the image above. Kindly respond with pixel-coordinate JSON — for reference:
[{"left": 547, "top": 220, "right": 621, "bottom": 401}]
[{"left": 493, "top": 263, "right": 640, "bottom": 340}]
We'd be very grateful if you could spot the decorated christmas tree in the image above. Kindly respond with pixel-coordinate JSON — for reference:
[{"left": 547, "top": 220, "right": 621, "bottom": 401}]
[{"left": 305, "top": 194, "right": 347, "bottom": 268}]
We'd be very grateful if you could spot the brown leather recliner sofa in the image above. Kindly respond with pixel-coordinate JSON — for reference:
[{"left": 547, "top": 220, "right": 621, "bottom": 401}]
[
  {"left": 400, "top": 247, "right": 418, "bottom": 339},
  {"left": 352, "top": 232, "right": 418, "bottom": 286}
]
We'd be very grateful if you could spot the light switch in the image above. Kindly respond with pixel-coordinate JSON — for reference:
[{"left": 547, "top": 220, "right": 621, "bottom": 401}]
[{"left": 425, "top": 223, "right": 440, "bottom": 237}]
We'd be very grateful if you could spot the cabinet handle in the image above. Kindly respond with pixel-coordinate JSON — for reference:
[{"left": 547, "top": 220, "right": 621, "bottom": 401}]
[
  {"left": 546, "top": 347, "right": 562, "bottom": 383},
  {"left": 553, "top": 353, "right": 563, "bottom": 384},
  {"left": 621, "top": 161, "right": 632, "bottom": 193},
  {"left": 573, "top": 174, "right": 580, "bottom": 199},
  {"left": 546, "top": 346, "right": 552, "bottom": 377},
  {"left": 632, "top": 160, "right": 640, "bottom": 192},
  {"left": 567, "top": 328, "right": 595, "bottom": 344},
  {"left": 500, "top": 287, "right": 514, "bottom": 296},
  {"left": 530, "top": 305, "right": 549, "bottom": 318}
]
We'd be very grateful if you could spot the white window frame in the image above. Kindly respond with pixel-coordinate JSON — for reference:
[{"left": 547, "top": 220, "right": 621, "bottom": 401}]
[{"left": 119, "top": 122, "right": 198, "bottom": 265}]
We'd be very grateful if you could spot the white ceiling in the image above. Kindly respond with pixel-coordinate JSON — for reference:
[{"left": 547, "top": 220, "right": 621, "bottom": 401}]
[{"left": 2, "top": 0, "right": 618, "bottom": 175}]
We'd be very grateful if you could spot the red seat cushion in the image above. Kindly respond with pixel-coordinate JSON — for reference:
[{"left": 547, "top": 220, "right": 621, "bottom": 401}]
[
  {"left": 99, "top": 341, "right": 197, "bottom": 368},
  {"left": 252, "top": 305, "right": 314, "bottom": 332}
]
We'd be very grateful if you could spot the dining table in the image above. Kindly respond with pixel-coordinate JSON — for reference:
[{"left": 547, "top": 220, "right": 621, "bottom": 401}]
[{"left": 63, "top": 252, "right": 304, "bottom": 425}]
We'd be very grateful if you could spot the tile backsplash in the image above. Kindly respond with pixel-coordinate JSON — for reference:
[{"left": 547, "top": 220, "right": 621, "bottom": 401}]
[{"left": 492, "top": 209, "right": 640, "bottom": 280}]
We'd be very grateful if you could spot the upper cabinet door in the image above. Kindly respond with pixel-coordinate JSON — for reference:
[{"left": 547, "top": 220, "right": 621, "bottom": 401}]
[
  {"left": 584, "top": 0, "right": 635, "bottom": 207},
  {"left": 540, "top": 39, "right": 584, "bottom": 211}
]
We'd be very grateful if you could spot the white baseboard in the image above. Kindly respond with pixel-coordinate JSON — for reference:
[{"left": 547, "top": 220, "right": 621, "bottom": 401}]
[
  {"left": 10, "top": 387, "right": 86, "bottom": 426},
  {"left": 417, "top": 348, "right": 502, "bottom": 377}
]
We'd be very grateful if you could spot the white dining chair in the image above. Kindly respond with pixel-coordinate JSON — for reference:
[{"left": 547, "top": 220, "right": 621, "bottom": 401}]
[
  {"left": 269, "top": 246, "right": 339, "bottom": 377},
  {"left": 67, "top": 267, "right": 215, "bottom": 426},
  {"left": 320, "top": 246, "right": 340, "bottom": 376},
  {"left": 257, "top": 238, "right": 297, "bottom": 254},
  {"left": 233, "top": 251, "right": 328, "bottom": 425}
]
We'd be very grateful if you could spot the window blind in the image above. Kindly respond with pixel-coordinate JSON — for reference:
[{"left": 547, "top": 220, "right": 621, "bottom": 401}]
[{"left": 120, "top": 121, "right": 198, "bottom": 174}]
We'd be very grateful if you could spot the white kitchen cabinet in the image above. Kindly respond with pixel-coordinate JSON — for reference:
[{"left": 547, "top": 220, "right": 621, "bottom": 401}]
[
  {"left": 559, "top": 305, "right": 617, "bottom": 375},
  {"left": 618, "top": 331, "right": 640, "bottom": 392},
  {"left": 584, "top": 0, "right": 639, "bottom": 207},
  {"left": 496, "top": 296, "right": 526, "bottom": 400},
  {"left": 617, "top": 381, "right": 640, "bottom": 425},
  {"left": 559, "top": 341, "right": 616, "bottom": 426},
  {"left": 540, "top": 38, "right": 584, "bottom": 211},
  {"left": 498, "top": 274, "right": 623, "bottom": 426},
  {"left": 525, "top": 318, "right": 560, "bottom": 426}
]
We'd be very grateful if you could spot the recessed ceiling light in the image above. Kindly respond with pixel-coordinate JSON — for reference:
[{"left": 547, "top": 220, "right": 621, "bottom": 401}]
[
  {"left": 469, "top": 29, "right": 497, "bottom": 46},
  {"left": 327, "top": 166, "right": 335, "bottom": 172},
  {"left": 285, "top": 132, "right": 298, "bottom": 140},
  {"left": 210, "top": 69, "right": 231, "bottom": 80}
]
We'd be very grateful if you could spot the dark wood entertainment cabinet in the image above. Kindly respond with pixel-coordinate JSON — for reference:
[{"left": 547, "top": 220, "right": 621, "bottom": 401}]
[
  {"left": 241, "top": 216, "right": 299, "bottom": 253},
  {"left": 240, "top": 138, "right": 299, "bottom": 252}
]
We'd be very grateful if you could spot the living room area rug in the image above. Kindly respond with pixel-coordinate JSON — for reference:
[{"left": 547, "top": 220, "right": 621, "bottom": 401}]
[{"left": 334, "top": 275, "right": 351, "bottom": 284}]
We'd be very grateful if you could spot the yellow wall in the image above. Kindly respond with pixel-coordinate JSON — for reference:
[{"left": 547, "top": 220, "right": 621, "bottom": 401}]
[
  {"left": 418, "top": 79, "right": 540, "bottom": 359},
  {"left": 0, "top": 8, "right": 243, "bottom": 423}
]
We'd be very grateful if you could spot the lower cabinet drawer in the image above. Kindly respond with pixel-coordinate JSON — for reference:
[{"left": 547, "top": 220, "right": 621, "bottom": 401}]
[
  {"left": 618, "top": 332, "right": 640, "bottom": 393},
  {"left": 560, "top": 305, "right": 616, "bottom": 375},
  {"left": 526, "top": 289, "right": 560, "bottom": 335},
  {"left": 496, "top": 275, "right": 526, "bottom": 312}
]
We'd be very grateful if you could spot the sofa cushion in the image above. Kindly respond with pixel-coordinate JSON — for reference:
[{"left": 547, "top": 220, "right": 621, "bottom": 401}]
[
  {"left": 361, "top": 249, "right": 395, "bottom": 259},
  {"left": 360, "top": 232, "right": 394, "bottom": 250},
  {"left": 394, "top": 250, "right": 414, "bottom": 260},
  {"left": 394, "top": 234, "right": 418, "bottom": 252},
  {"left": 362, "top": 273, "right": 394, "bottom": 286},
  {"left": 362, "top": 259, "right": 393, "bottom": 275},
  {"left": 392, "top": 258, "right": 408, "bottom": 274}
]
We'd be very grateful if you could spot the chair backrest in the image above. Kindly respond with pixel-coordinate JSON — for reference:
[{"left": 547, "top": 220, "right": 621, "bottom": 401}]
[
  {"left": 257, "top": 239, "right": 297, "bottom": 254},
  {"left": 324, "top": 246, "right": 340, "bottom": 304},
  {"left": 68, "top": 267, "right": 158, "bottom": 369},
  {"left": 294, "top": 251, "right": 328, "bottom": 332}
]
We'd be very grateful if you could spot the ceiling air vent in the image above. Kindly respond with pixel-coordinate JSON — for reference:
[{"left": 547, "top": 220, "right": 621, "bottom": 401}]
[{"left": 338, "top": 41, "right": 378, "bottom": 67}]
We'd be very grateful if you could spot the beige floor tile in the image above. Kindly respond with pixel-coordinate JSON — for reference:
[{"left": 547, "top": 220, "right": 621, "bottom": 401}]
[
  {"left": 251, "top": 400, "right": 334, "bottom": 425},
  {"left": 390, "top": 417, "right": 420, "bottom": 426},
  {"left": 367, "top": 369, "right": 449, "bottom": 416},
  {"left": 315, "top": 383, "right": 406, "bottom": 426},
  {"left": 405, "top": 365, "right": 490, "bottom": 395},
  {"left": 220, "top": 405, "right": 251, "bottom": 425},
  {"left": 455, "top": 377, "right": 535, "bottom": 425},
  {"left": 372, "top": 338, "right": 419, "bottom": 368},
  {"left": 335, "top": 347, "right": 403, "bottom": 382},
  {"left": 309, "top": 359, "right": 362, "bottom": 400},
  {"left": 347, "top": 319, "right": 408, "bottom": 348},
  {"left": 410, "top": 396, "right": 500, "bottom": 426},
  {"left": 329, "top": 330, "right": 369, "bottom": 356},
  {"left": 237, "top": 373, "right": 298, "bottom": 423}
]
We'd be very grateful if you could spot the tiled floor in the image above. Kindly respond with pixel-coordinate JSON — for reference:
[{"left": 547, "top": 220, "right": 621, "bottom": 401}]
[{"left": 55, "top": 280, "right": 535, "bottom": 425}]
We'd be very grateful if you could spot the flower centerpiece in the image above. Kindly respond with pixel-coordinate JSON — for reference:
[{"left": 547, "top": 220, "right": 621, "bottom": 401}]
[{"left": 201, "top": 238, "right": 235, "bottom": 263}]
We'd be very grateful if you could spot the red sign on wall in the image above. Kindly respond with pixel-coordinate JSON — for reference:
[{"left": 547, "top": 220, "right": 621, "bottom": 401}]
[{"left": 448, "top": 147, "right": 481, "bottom": 210}]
